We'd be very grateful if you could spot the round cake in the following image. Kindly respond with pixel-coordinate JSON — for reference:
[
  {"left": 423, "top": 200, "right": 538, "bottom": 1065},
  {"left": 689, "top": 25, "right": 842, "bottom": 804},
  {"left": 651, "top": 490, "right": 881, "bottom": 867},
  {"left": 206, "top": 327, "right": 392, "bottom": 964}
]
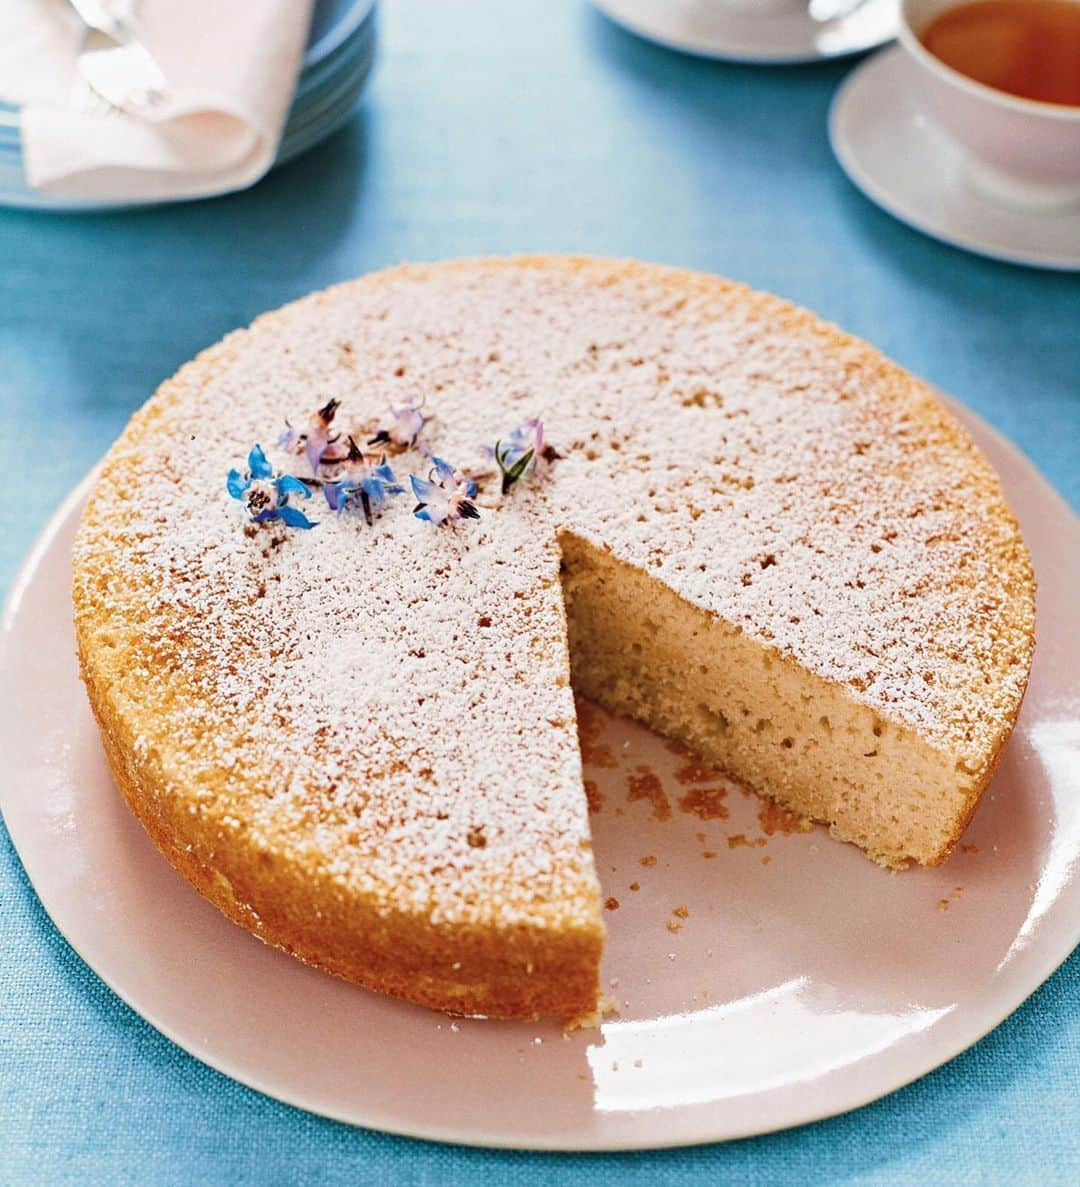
[{"left": 72, "top": 257, "right": 1035, "bottom": 1021}]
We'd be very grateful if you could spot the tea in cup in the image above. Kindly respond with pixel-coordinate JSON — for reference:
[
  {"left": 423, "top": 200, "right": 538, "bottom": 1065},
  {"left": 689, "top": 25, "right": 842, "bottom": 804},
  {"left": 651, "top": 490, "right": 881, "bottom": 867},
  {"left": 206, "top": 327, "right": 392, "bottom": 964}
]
[{"left": 899, "top": 0, "right": 1080, "bottom": 208}]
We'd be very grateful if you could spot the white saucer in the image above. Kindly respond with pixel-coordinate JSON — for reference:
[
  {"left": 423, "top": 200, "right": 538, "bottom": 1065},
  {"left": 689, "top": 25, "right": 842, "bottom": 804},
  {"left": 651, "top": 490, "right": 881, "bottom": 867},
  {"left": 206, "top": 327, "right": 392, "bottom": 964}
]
[
  {"left": 2, "top": 392, "right": 1078, "bottom": 1149},
  {"left": 830, "top": 46, "right": 1080, "bottom": 270},
  {"left": 593, "top": 0, "right": 898, "bottom": 64}
]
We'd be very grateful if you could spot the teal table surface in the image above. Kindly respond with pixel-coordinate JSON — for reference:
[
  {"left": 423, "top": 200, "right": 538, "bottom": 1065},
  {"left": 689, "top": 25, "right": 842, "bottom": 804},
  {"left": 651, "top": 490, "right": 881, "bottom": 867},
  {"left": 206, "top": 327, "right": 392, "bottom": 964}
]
[{"left": 1, "top": 2, "right": 1076, "bottom": 1183}]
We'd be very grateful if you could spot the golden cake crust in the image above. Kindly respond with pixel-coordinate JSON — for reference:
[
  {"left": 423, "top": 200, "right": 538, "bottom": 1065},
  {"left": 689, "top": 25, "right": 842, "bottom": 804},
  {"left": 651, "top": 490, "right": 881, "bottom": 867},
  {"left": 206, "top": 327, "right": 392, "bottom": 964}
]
[{"left": 72, "top": 256, "right": 1035, "bottom": 1019}]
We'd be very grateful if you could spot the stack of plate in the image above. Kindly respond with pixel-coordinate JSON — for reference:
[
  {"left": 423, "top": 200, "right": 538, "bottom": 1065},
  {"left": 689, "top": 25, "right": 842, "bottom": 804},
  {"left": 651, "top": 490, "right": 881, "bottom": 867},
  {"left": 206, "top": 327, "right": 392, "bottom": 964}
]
[{"left": 0, "top": 0, "right": 376, "bottom": 212}]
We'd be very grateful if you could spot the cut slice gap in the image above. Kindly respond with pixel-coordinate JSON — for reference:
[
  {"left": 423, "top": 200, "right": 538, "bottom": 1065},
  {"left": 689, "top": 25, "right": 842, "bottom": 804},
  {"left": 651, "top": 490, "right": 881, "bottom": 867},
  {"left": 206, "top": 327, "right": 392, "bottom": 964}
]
[{"left": 558, "top": 531, "right": 975, "bottom": 869}]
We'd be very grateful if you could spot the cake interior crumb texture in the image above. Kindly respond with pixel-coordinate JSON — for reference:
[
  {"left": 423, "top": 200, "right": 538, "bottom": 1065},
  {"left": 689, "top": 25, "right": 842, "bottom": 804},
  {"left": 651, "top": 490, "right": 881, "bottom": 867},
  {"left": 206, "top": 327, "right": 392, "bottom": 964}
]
[{"left": 72, "top": 257, "right": 1035, "bottom": 1020}]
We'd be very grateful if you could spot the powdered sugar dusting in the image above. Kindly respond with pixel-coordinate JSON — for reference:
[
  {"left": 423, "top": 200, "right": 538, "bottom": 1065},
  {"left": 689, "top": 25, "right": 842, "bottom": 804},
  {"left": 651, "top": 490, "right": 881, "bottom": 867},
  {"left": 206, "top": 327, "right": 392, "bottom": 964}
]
[{"left": 72, "top": 258, "right": 1034, "bottom": 928}]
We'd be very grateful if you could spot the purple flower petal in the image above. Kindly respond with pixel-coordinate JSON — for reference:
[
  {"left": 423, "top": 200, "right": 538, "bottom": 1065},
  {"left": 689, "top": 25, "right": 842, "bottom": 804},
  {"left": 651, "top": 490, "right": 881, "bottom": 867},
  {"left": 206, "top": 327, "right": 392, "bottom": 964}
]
[
  {"left": 431, "top": 456, "right": 456, "bottom": 485},
  {"left": 410, "top": 474, "right": 435, "bottom": 501},
  {"left": 324, "top": 481, "right": 348, "bottom": 511},
  {"left": 304, "top": 434, "right": 327, "bottom": 477}
]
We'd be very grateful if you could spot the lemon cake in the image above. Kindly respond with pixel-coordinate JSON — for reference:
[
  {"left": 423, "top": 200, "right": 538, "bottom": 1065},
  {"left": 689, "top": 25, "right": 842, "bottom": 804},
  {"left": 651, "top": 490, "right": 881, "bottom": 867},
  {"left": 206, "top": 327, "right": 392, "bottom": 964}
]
[{"left": 72, "top": 257, "right": 1035, "bottom": 1020}]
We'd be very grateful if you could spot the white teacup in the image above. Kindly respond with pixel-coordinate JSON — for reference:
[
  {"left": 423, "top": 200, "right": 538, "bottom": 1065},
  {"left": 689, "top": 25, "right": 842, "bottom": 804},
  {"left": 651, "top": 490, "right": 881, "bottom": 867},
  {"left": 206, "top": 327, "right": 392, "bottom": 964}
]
[{"left": 899, "top": 0, "right": 1080, "bottom": 210}]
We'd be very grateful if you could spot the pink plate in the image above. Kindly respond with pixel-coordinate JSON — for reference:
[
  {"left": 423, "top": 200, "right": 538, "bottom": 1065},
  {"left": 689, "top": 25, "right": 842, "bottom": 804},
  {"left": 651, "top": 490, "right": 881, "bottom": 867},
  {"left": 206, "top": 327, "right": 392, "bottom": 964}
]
[{"left": 1, "top": 394, "right": 1077, "bottom": 1150}]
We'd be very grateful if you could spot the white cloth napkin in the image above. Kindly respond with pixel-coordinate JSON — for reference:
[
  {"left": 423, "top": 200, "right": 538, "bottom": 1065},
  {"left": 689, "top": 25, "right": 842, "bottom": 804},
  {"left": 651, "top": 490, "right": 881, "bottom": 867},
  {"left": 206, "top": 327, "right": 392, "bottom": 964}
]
[{"left": 0, "top": 0, "right": 314, "bottom": 202}]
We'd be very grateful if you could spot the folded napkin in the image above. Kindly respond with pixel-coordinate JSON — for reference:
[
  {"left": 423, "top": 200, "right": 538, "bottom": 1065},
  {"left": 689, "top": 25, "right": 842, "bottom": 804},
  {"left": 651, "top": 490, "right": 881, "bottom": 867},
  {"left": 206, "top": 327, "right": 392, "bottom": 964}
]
[{"left": 0, "top": 0, "right": 313, "bottom": 203}]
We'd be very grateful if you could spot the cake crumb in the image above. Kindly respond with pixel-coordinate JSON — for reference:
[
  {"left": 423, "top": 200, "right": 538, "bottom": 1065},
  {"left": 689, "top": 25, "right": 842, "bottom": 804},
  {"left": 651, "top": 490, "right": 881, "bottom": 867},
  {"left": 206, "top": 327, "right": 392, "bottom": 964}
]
[
  {"left": 564, "top": 993, "right": 618, "bottom": 1031},
  {"left": 677, "top": 786, "right": 729, "bottom": 821},
  {"left": 584, "top": 779, "right": 604, "bottom": 815},
  {"left": 703, "top": 851, "right": 717, "bottom": 859},
  {"left": 672, "top": 905, "right": 689, "bottom": 919},
  {"left": 960, "top": 843, "right": 980, "bottom": 855},
  {"left": 675, "top": 759, "right": 727, "bottom": 785},
  {"left": 604, "top": 896, "right": 620, "bottom": 911},
  {"left": 727, "top": 833, "right": 767, "bottom": 849},
  {"left": 629, "top": 881, "right": 640, "bottom": 891},
  {"left": 627, "top": 767, "right": 672, "bottom": 822},
  {"left": 758, "top": 799, "right": 813, "bottom": 836},
  {"left": 640, "top": 855, "right": 657, "bottom": 868},
  {"left": 938, "top": 898, "right": 950, "bottom": 911},
  {"left": 761, "top": 856, "right": 772, "bottom": 865},
  {"left": 666, "top": 920, "right": 682, "bottom": 933},
  {"left": 575, "top": 698, "right": 619, "bottom": 769}
]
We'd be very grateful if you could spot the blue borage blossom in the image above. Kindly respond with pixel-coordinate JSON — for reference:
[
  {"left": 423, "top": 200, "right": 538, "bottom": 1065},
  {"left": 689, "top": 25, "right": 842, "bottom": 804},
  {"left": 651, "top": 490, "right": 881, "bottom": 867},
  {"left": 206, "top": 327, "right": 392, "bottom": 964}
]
[
  {"left": 368, "top": 398, "right": 427, "bottom": 451},
  {"left": 491, "top": 418, "right": 560, "bottom": 494},
  {"left": 227, "top": 445, "right": 317, "bottom": 529},
  {"left": 410, "top": 457, "right": 480, "bottom": 527},
  {"left": 323, "top": 437, "right": 404, "bottom": 526},
  {"left": 278, "top": 398, "right": 344, "bottom": 476}
]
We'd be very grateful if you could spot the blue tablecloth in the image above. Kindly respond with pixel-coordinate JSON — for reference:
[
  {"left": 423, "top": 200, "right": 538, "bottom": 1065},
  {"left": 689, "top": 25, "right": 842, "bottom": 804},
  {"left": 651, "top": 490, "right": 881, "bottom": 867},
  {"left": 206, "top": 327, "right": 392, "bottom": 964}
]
[{"left": 1, "top": 3, "right": 1076, "bottom": 1183}]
